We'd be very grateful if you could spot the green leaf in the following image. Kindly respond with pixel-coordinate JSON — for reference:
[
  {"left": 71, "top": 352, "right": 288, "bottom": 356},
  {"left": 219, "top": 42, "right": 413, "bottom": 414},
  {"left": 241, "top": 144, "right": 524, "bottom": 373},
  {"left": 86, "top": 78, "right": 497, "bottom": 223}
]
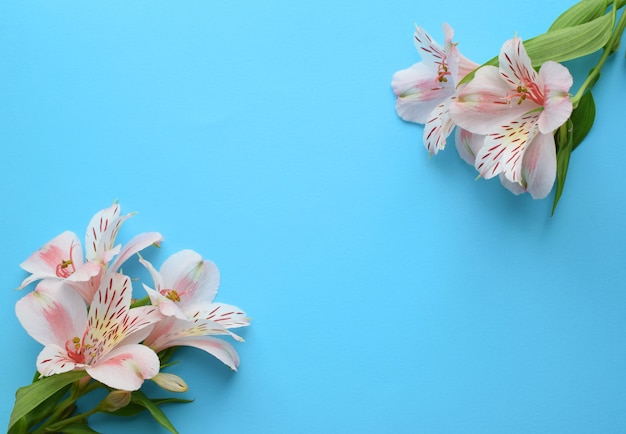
[
  {"left": 8, "top": 371, "right": 89, "bottom": 432},
  {"left": 549, "top": 0, "right": 608, "bottom": 31},
  {"left": 23, "top": 385, "right": 73, "bottom": 428},
  {"left": 54, "top": 422, "right": 100, "bottom": 434},
  {"left": 107, "top": 397, "right": 193, "bottom": 418},
  {"left": 106, "top": 402, "right": 148, "bottom": 418},
  {"left": 130, "top": 390, "right": 180, "bottom": 434},
  {"left": 552, "top": 120, "right": 575, "bottom": 215},
  {"left": 151, "top": 397, "right": 194, "bottom": 406},
  {"left": 523, "top": 11, "right": 614, "bottom": 65},
  {"left": 7, "top": 416, "right": 26, "bottom": 434},
  {"left": 571, "top": 91, "right": 596, "bottom": 150}
]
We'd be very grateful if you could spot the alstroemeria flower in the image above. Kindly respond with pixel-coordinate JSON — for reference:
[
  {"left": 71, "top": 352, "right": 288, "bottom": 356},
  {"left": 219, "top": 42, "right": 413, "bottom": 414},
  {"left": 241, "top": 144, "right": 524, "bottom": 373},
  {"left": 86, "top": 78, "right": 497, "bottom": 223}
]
[
  {"left": 140, "top": 250, "right": 249, "bottom": 335},
  {"left": 19, "top": 203, "right": 163, "bottom": 303},
  {"left": 449, "top": 37, "right": 573, "bottom": 198},
  {"left": 392, "top": 23, "right": 478, "bottom": 154},
  {"left": 15, "top": 274, "right": 163, "bottom": 391},
  {"left": 139, "top": 250, "right": 248, "bottom": 369}
]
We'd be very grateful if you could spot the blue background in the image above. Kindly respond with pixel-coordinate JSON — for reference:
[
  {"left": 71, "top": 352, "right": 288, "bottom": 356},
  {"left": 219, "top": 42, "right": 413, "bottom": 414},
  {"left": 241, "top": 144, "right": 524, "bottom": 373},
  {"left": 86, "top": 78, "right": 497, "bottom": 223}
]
[{"left": 2, "top": 1, "right": 626, "bottom": 432}]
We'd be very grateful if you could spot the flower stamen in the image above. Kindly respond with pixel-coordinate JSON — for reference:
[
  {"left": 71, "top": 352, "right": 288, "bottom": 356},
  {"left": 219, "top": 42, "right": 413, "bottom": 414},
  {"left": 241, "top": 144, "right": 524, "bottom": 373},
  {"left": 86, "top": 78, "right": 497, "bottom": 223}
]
[
  {"left": 160, "top": 289, "right": 182, "bottom": 303},
  {"left": 436, "top": 61, "right": 450, "bottom": 83}
]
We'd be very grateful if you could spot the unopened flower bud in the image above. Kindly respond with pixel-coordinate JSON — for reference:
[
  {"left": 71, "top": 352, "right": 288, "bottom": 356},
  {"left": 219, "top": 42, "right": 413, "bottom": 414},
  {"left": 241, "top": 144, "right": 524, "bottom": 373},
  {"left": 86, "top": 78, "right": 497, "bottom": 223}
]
[
  {"left": 100, "top": 390, "right": 131, "bottom": 412},
  {"left": 151, "top": 372, "right": 189, "bottom": 393}
]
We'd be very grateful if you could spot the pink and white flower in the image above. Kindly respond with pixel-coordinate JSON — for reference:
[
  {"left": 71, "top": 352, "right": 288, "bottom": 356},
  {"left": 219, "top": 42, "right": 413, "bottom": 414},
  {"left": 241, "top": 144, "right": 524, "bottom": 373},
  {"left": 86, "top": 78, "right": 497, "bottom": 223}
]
[
  {"left": 449, "top": 37, "right": 573, "bottom": 198},
  {"left": 391, "top": 24, "right": 479, "bottom": 154},
  {"left": 19, "top": 203, "right": 163, "bottom": 303},
  {"left": 139, "top": 250, "right": 249, "bottom": 369},
  {"left": 140, "top": 250, "right": 249, "bottom": 331},
  {"left": 15, "top": 274, "right": 163, "bottom": 391}
]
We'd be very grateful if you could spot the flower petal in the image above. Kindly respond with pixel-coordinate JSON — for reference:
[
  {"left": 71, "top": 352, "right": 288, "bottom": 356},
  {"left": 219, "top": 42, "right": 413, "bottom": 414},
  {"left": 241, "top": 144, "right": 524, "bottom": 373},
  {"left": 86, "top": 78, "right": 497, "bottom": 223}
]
[
  {"left": 422, "top": 98, "right": 455, "bottom": 154},
  {"left": 109, "top": 232, "right": 164, "bottom": 274},
  {"left": 159, "top": 336, "right": 240, "bottom": 371},
  {"left": 413, "top": 26, "right": 447, "bottom": 67},
  {"left": 36, "top": 344, "right": 80, "bottom": 376},
  {"left": 537, "top": 61, "right": 573, "bottom": 134},
  {"left": 15, "top": 280, "right": 87, "bottom": 347},
  {"left": 85, "top": 204, "right": 129, "bottom": 262},
  {"left": 521, "top": 133, "right": 557, "bottom": 199},
  {"left": 392, "top": 62, "right": 452, "bottom": 124},
  {"left": 475, "top": 112, "right": 540, "bottom": 181},
  {"left": 498, "top": 173, "right": 525, "bottom": 195},
  {"left": 201, "top": 302, "right": 250, "bottom": 329},
  {"left": 498, "top": 37, "right": 537, "bottom": 89},
  {"left": 454, "top": 128, "right": 485, "bottom": 165},
  {"left": 86, "top": 344, "right": 160, "bottom": 391},
  {"left": 138, "top": 256, "right": 165, "bottom": 293}
]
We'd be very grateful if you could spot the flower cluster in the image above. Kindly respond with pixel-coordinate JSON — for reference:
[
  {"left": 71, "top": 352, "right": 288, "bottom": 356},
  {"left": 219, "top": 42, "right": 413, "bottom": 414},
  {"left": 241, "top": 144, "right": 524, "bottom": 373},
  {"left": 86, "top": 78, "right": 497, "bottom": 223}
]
[
  {"left": 393, "top": 26, "right": 572, "bottom": 200},
  {"left": 393, "top": 1, "right": 626, "bottom": 212},
  {"left": 9, "top": 204, "right": 249, "bottom": 433}
]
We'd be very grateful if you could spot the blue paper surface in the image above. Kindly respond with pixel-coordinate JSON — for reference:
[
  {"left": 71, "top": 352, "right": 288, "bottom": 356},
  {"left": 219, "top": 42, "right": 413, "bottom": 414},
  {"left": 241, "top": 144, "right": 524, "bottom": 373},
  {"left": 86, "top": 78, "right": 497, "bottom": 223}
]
[{"left": 2, "top": 1, "right": 626, "bottom": 432}]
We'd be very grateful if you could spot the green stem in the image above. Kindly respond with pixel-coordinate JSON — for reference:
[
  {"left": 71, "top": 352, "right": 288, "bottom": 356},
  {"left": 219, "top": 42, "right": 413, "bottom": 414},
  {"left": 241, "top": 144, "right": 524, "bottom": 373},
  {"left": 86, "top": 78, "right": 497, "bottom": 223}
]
[
  {"left": 572, "top": 3, "right": 626, "bottom": 106},
  {"left": 31, "top": 379, "right": 106, "bottom": 434},
  {"left": 43, "top": 406, "right": 101, "bottom": 432}
]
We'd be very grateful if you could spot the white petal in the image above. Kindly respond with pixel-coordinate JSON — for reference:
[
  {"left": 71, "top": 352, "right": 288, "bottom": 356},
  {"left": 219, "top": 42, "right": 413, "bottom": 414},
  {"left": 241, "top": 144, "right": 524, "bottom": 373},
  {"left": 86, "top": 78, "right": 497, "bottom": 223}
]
[
  {"left": 392, "top": 62, "right": 453, "bottom": 124},
  {"left": 498, "top": 37, "right": 537, "bottom": 88},
  {"left": 87, "top": 344, "right": 160, "bottom": 391},
  {"left": 201, "top": 302, "right": 250, "bottom": 329},
  {"left": 498, "top": 173, "right": 525, "bottom": 195},
  {"left": 538, "top": 61, "right": 573, "bottom": 134},
  {"left": 85, "top": 203, "right": 130, "bottom": 262},
  {"left": 138, "top": 256, "right": 165, "bottom": 293},
  {"left": 16, "top": 280, "right": 87, "bottom": 347},
  {"left": 161, "top": 336, "right": 240, "bottom": 371},
  {"left": 413, "top": 26, "right": 446, "bottom": 67},
  {"left": 521, "top": 133, "right": 557, "bottom": 199},
  {"left": 36, "top": 344, "right": 80, "bottom": 376},
  {"left": 422, "top": 98, "right": 455, "bottom": 154},
  {"left": 109, "top": 232, "right": 164, "bottom": 274},
  {"left": 475, "top": 113, "right": 540, "bottom": 182},
  {"left": 454, "top": 128, "right": 485, "bottom": 165}
]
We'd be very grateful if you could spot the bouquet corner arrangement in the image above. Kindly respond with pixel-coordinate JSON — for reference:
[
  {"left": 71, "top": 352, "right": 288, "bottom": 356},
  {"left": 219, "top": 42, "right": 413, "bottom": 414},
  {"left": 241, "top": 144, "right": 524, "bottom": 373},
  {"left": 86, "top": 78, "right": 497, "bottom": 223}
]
[
  {"left": 8, "top": 202, "right": 250, "bottom": 434},
  {"left": 391, "top": 0, "right": 626, "bottom": 214}
]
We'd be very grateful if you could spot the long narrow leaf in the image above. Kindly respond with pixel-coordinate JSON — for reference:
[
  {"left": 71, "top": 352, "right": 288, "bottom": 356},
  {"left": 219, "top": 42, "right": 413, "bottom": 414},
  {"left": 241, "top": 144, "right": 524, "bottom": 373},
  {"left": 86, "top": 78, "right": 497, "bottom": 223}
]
[
  {"left": 8, "top": 371, "right": 89, "bottom": 432},
  {"left": 571, "top": 91, "right": 596, "bottom": 150},
  {"left": 130, "top": 390, "right": 180, "bottom": 434},
  {"left": 552, "top": 121, "right": 575, "bottom": 215},
  {"left": 549, "top": 0, "right": 608, "bottom": 31},
  {"left": 525, "top": 9, "right": 614, "bottom": 65},
  {"left": 54, "top": 423, "right": 101, "bottom": 434}
]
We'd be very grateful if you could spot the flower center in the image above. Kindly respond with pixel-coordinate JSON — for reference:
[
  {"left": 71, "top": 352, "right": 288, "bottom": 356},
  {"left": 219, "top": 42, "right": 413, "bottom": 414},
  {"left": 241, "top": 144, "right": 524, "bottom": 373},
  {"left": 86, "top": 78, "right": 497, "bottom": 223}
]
[
  {"left": 160, "top": 289, "right": 182, "bottom": 302},
  {"left": 55, "top": 241, "right": 78, "bottom": 278},
  {"left": 509, "top": 81, "right": 543, "bottom": 105},
  {"left": 65, "top": 336, "right": 85, "bottom": 363},
  {"left": 55, "top": 259, "right": 75, "bottom": 278},
  {"left": 436, "top": 61, "right": 450, "bottom": 83}
]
